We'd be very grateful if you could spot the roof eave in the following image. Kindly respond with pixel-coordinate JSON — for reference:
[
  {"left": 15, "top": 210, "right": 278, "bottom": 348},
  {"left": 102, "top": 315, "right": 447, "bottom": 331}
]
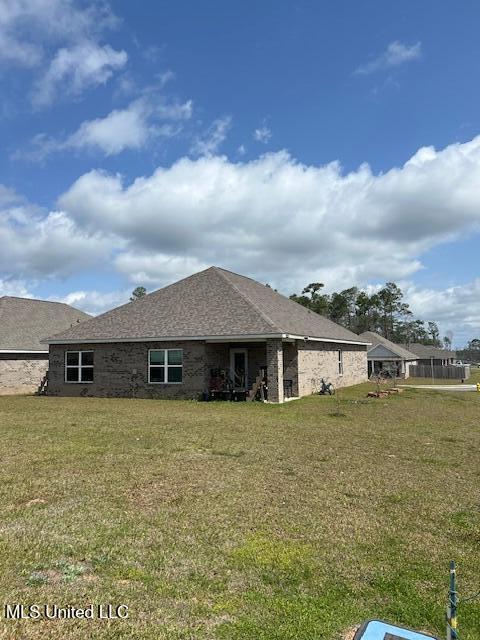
[
  {"left": 46, "top": 332, "right": 370, "bottom": 346},
  {"left": 45, "top": 332, "right": 286, "bottom": 345},
  {"left": 0, "top": 349, "right": 49, "bottom": 354},
  {"left": 284, "top": 334, "right": 370, "bottom": 346}
]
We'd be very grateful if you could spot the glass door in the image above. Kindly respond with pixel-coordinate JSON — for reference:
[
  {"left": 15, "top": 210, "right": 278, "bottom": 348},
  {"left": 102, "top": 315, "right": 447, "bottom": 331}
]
[{"left": 230, "top": 349, "right": 248, "bottom": 390}]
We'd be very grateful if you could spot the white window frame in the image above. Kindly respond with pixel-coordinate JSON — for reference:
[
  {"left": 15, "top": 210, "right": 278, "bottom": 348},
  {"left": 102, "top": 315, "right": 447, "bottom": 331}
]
[
  {"left": 65, "top": 350, "right": 94, "bottom": 383},
  {"left": 338, "top": 349, "right": 344, "bottom": 375},
  {"left": 148, "top": 348, "right": 183, "bottom": 384}
]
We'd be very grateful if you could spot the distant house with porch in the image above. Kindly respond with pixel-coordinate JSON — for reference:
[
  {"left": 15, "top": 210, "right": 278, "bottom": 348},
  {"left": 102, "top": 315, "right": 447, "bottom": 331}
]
[
  {"left": 401, "top": 343, "right": 456, "bottom": 366},
  {"left": 45, "top": 267, "right": 369, "bottom": 403},
  {"left": 358, "top": 331, "right": 418, "bottom": 378},
  {"left": 0, "top": 297, "right": 90, "bottom": 395}
]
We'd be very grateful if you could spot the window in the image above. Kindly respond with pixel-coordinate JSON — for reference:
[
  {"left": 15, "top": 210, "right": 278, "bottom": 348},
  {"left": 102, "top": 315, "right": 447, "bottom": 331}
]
[
  {"left": 149, "top": 349, "right": 183, "bottom": 384},
  {"left": 65, "top": 351, "right": 94, "bottom": 383},
  {"left": 337, "top": 350, "right": 344, "bottom": 375}
]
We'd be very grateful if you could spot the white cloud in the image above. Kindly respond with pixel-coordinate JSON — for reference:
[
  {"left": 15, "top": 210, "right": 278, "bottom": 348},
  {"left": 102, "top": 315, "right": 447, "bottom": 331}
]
[
  {"left": 190, "top": 116, "right": 232, "bottom": 156},
  {"left": 403, "top": 279, "right": 480, "bottom": 345},
  {"left": 68, "top": 101, "right": 154, "bottom": 155},
  {"left": 32, "top": 42, "right": 127, "bottom": 107},
  {"left": 0, "top": 31, "right": 42, "bottom": 67},
  {"left": 0, "top": 1, "right": 126, "bottom": 104},
  {"left": 356, "top": 41, "right": 421, "bottom": 75},
  {"left": 0, "top": 187, "right": 112, "bottom": 278},
  {"left": 58, "top": 137, "right": 480, "bottom": 295},
  {"left": 114, "top": 253, "right": 211, "bottom": 287},
  {"left": 19, "top": 96, "right": 192, "bottom": 159},
  {"left": 51, "top": 288, "right": 130, "bottom": 316},
  {"left": 0, "top": 277, "right": 32, "bottom": 297},
  {"left": 253, "top": 126, "right": 272, "bottom": 144}
]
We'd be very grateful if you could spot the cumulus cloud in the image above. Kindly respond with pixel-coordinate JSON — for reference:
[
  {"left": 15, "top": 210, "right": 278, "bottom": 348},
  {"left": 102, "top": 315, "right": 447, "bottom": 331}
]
[
  {"left": 0, "top": 0, "right": 126, "bottom": 104},
  {"left": 20, "top": 95, "right": 193, "bottom": 159},
  {"left": 356, "top": 41, "right": 421, "bottom": 75},
  {"left": 0, "top": 187, "right": 111, "bottom": 278},
  {"left": 403, "top": 279, "right": 480, "bottom": 345},
  {"left": 57, "top": 136, "right": 480, "bottom": 294},
  {"left": 190, "top": 116, "right": 232, "bottom": 156}
]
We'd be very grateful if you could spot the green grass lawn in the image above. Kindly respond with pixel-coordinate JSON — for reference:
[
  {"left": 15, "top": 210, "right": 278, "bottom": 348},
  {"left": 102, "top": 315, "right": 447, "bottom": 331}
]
[{"left": 0, "top": 385, "right": 479, "bottom": 639}]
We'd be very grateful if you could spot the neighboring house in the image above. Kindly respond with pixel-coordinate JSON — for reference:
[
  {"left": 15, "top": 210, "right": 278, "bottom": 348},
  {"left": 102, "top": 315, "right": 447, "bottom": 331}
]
[
  {"left": 0, "top": 297, "right": 90, "bottom": 395},
  {"left": 46, "top": 267, "right": 369, "bottom": 403},
  {"left": 358, "top": 331, "right": 418, "bottom": 378},
  {"left": 401, "top": 343, "right": 457, "bottom": 366}
]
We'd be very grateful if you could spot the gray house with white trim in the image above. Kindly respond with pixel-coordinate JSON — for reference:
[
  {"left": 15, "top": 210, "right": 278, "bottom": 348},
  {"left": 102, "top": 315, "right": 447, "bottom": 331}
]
[
  {"left": 0, "top": 297, "right": 90, "bottom": 395},
  {"left": 46, "top": 267, "right": 369, "bottom": 402},
  {"left": 358, "top": 331, "right": 418, "bottom": 378}
]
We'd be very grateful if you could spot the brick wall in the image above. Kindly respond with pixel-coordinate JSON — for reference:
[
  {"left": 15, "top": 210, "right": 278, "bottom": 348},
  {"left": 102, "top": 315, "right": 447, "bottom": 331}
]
[
  {"left": 283, "top": 342, "right": 299, "bottom": 397},
  {"left": 47, "top": 340, "right": 367, "bottom": 401},
  {"left": 297, "top": 341, "right": 367, "bottom": 396},
  {"left": 48, "top": 341, "right": 208, "bottom": 399},
  {"left": 266, "top": 338, "right": 284, "bottom": 403},
  {"left": 48, "top": 341, "right": 269, "bottom": 399},
  {"left": 0, "top": 353, "right": 48, "bottom": 395}
]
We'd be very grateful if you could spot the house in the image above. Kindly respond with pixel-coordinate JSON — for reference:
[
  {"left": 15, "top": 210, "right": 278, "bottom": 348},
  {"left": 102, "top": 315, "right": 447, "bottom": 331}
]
[
  {"left": 45, "top": 267, "right": 369, "bottom": 403},
  {"left": 0, "top": 297, "right": 90, "bottom": 395},
  {"left": 357, "top": 331, "right": 418, "bottom": 378},
  {"left": 401, "top": 343, "right": 457, "bottom": 366}
]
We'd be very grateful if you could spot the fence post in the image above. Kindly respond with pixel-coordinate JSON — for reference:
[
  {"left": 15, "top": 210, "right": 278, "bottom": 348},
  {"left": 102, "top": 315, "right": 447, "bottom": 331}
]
[{"left": 447, "top": 560, "right": 458, "bottom": 640}]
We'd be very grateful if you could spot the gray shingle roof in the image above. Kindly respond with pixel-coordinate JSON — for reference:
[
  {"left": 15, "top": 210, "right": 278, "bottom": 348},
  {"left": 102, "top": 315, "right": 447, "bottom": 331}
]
[
  {"left": 47, "top": 267, "right": 368, "bottom": 344},
  {"left": 358, "top": 331, "right": 418, "bottom": 360},
  {"left": 0, "top": 297, "right": 91, "bottom": 352},
  {"left": 401, "top": 343, "right": 457, "bottom": 359}
]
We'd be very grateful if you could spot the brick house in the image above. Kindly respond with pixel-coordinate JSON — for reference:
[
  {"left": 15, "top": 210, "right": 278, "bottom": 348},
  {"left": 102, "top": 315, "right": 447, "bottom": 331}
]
[
  {"left": 0, "top": 297, "right": 90, "bottom": 395},
  {"left": 46, "top": 267, "right": 369, "bottom": 403}
]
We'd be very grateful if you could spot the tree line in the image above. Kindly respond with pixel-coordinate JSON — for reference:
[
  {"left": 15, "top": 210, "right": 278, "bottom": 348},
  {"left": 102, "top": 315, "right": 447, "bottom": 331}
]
[{"left": 289, "top": 281, "right": 450, "bottom": 347}]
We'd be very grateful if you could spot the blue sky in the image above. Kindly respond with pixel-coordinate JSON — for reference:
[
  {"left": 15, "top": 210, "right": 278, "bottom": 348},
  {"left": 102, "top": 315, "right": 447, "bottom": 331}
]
[{"left": 1, "top": 0, "right": 479, "bottom": 346}]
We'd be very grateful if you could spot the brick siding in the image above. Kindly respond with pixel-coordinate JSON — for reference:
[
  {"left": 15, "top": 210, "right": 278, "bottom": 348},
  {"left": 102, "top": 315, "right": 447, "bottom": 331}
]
[
  {"left": 47, "top": 339, "right": 367, "bottom": 401},
  {"left": 297, "top": 341, "right": 367, "bottom": 396},
  {"left": 48, "top": 342, "right": 207, "bottom": 399},
  {"left": 0, "top": 353, "right": 48, "bottom": 395}
]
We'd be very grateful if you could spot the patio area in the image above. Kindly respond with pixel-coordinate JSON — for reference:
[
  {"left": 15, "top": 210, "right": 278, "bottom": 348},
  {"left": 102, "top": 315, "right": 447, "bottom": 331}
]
[{"left": 204, "top": 340, "right": 299, "bottom": 402}]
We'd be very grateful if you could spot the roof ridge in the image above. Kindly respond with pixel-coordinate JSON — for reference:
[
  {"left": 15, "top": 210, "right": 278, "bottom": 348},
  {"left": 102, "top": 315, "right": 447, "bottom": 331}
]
[
  {"left": 214, "top": 267, "right": 282, "bottom": 333},
  {"left": 1, "top": 295, "right": 73, "bottom": 306},
  {"left": 214, "top": 265, "right": 259, "bottom": 283}
]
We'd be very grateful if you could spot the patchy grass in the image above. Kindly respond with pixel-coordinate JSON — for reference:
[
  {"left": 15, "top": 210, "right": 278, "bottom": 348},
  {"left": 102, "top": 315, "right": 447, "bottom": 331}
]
[{"left": 0, "top": 385, "right": 479, "bottom": 639}]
